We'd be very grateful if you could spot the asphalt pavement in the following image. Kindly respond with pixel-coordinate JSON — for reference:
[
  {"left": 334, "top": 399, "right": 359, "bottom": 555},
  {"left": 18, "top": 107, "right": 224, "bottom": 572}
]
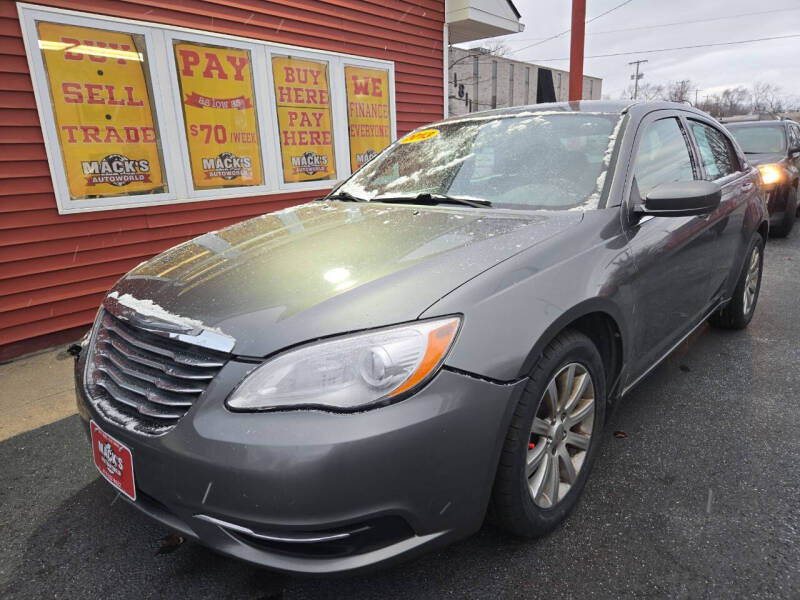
[{"left": 2, "top": 228, "right": 799, "bottom": 599}]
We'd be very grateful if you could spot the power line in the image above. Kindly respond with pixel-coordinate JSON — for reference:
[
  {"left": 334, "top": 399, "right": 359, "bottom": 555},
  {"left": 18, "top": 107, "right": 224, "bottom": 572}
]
[
  {"left": 524, "top": 33, "right": 800, "bottom": 62},
  {"left": 589, "top": 7, "right": 800, "bottom": 36},
  {"left": 507, "top": 0, "right": 635, "bottom": 55},
  {"left": 505, "top": 6, "right": 800, "bottom": 43}
]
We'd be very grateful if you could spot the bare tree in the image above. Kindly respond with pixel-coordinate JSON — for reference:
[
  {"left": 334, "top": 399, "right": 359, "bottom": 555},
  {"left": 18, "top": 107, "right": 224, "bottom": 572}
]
[
  {"left": 621, "top": 82, "right": 664, "bottom": 101},
  {"left": 697, "top": 86, "right": 751, "bottom": 118},
  {"left": 665, "top": 80, "right": 693, "bottom": 103},
  {"left": 751, "top": 82, "right": 785, "bottom": 114}
]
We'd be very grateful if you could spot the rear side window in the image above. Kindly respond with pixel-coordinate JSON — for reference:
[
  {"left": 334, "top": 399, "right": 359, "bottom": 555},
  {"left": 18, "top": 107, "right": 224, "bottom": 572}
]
[
  {"left": 689, "top": 121, "right": 739, "bottom": 180},
  {"left": 728, "top": 124, "right": 787, "bottom": 154},
  {"left": 788, "top": 123, "right": 800, "bottom": 150},
  {"left": 634, "top": 117, "right": 695, "bottom": 197}
]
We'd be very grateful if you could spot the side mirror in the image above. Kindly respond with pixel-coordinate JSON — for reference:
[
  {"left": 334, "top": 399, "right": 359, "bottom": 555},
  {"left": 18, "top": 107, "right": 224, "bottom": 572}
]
[{"left": 637, "top": 180, "right": 721, "bottom": 217}]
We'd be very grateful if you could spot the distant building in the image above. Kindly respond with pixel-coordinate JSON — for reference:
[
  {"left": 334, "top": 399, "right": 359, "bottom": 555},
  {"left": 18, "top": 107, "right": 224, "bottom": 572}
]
[{"left": 448, "top": 47, "right": 602, "bottom": 116}]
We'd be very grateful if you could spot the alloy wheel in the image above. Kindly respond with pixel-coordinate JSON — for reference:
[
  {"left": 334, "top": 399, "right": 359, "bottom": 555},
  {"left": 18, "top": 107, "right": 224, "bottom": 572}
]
[
  {"left": 743, "top": 245, "right": 761, "bottom": 316},
  {"left": 527, "top": 363, "right": 596, "bottom": 509}
]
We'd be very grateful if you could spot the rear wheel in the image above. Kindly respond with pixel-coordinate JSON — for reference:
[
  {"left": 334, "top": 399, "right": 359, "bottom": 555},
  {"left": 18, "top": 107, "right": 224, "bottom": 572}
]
[
  {"left": 710, "top": 233, "right": 764, "bottom": 329},
  {"left": 490, "top": 330, "right": 606, "bottom": 538},
  {"left": 771, "top": 185, "right": 796, "bottom": 238}
]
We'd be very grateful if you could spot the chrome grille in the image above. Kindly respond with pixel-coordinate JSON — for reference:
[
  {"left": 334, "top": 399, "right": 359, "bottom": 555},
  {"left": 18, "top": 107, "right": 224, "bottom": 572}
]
[{"left": 85, "top": 310, "right": 228, "bottom": 435}]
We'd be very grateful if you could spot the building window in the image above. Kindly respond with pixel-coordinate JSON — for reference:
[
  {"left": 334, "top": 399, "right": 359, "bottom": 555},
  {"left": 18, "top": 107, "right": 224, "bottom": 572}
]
[
  {"left": 589, "top": 79, "right": 594, "bottom": 98},
  {"left": 173, "top": 40, "right": 263, "bottom": 190},
  {"left": 272, "top": 55, "right": 336, "bottom": 183},
  {"left": 524, "top": 67, "right": 530, "bottom": 104},
  {"left": 35, "top": 21, "right": 169, "bottom": 204},
  {"left": 20, "top": 5, "right": 396, "bottom": 213},
  {"left": 472, "top": 55, "right": 479, "bottom": 112},
  {"left": 509, "top": 63, "right": 515, "bottom": 107},
  {"left": 491, "top": 60, "right": 497, "bottom": 109},
  {"left": 344, "top": 65, "right": 391, "bottom": 172}
]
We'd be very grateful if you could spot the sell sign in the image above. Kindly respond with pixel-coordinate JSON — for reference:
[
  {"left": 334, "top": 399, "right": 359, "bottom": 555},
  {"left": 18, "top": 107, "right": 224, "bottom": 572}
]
[
  {"left": 272, "top": 56, "right": 336, "bottom": 183},
  {"left": 174, "top": 42, "right": 263, "bottom": 188},
  {"left": 37, "top": 22, "right": 166, "bottom": 199},
  {"left": 345, "top": 66, "right": 391, "bottom": 171}
]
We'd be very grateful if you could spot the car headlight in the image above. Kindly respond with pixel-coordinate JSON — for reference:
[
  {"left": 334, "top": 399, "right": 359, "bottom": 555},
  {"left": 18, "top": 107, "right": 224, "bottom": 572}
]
[
  {"left": 227, "top": 316, "right": 461, "bottom": 411},
  {"left": 758, "top": 163, "right": 784, "bottom": 186}
]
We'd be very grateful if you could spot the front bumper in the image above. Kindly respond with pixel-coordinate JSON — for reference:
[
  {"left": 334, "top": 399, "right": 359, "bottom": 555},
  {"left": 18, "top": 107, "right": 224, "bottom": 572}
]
[{"left": 75, "top": 355, "right": 524, "bottom": 574}]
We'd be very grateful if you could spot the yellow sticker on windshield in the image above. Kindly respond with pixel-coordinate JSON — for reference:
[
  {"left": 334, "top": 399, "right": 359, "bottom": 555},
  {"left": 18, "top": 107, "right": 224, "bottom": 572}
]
[{"left": 400, "top": 128, "right": 439, "bottom": 144}]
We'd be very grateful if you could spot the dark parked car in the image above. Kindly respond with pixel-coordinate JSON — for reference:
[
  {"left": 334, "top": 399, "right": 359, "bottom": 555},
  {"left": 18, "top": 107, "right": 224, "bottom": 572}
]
[
  {"left": 75, "top": 101, "right": 767, "bottom": 575},
  {"left": 725, "top": 117, "right": 800, "bottom": 236}
]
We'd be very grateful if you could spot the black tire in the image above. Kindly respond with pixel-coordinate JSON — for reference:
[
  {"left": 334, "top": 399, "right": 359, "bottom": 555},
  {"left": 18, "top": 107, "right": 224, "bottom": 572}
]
[
  {"left": 490, "top": 329, "right": 606, "bottom": 538},
  {"left": 770, "top": 185, "right": 796, "bottom": 238},
  {"left": 709, "top": 233, "right": 764, "bottom": 330}
]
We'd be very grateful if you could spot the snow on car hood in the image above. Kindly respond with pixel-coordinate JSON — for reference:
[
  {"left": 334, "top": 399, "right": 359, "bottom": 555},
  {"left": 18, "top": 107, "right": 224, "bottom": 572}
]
[{"left": 108, "top": 201, "right": 582, "bottom": 357}]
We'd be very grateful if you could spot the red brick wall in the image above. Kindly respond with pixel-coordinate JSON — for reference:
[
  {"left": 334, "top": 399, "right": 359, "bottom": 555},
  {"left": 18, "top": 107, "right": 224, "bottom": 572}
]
[{"left": 0, "top": 0, "right": 445, "bottom": 360}]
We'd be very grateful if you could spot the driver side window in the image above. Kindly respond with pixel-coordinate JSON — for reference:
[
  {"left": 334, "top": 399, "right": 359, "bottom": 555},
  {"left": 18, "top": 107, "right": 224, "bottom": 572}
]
[{"left": 634, "top": 117, "right": 696, "bottom": 198}]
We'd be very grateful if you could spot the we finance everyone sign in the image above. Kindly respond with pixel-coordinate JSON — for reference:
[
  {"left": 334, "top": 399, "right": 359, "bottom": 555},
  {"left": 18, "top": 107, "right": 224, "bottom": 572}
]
[
  {"left": 345, "top": 66, "right": 391, "bottom": 172},
  {"left": 174, "top": 42, "right": 263, "bottom": 189},
  {"left": 37, "top": 22, "right": 166, "bottom": 200},
  {"left": 272, "top": 56, "right": 336, "bottom": 183}
]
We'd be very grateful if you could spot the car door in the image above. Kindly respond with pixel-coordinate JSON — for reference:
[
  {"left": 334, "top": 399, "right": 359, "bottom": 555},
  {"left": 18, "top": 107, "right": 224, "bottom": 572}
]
[
  {"left": 685, "top": 116, "right": 756, "bottom": 302},
  {"left": 787, "top": 122, "right": 800, "bottom": 183},
  {"left": 622, "top": 111, "right": 717, "bottom": 379}
]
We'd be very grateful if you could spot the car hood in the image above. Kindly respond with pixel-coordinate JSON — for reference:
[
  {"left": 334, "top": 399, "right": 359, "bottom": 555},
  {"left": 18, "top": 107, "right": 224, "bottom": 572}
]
[
  {"left": 109, "top": 201, "right": 582, "bottom": 357},
  {"left": 744, "top": 152, "right": 786, "bottom": 166}
]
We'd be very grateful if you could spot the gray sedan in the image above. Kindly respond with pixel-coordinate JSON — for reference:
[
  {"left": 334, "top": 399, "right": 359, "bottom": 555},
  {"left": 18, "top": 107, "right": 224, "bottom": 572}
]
[{"left": 74, "top": 100, "right": 768, "bottom": 574}]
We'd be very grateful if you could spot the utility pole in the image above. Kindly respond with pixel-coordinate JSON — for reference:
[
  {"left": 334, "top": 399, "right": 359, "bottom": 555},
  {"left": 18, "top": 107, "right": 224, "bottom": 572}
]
[
  {"left": 693, "top": 89, "right": 703, "bottom": 106},
  {"left": 628, "top": 59, "right": 647, "bottom": 100},
  {"left": 569, "top": 0, "right": 586, "bottom": 102}
]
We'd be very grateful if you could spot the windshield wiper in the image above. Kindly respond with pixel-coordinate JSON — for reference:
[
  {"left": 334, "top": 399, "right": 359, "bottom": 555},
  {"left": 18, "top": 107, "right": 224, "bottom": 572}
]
[
  {"left": 371, "top": 193, "right": 492, "bottom": 209},
  {"left": 322, "top": 191, "right": 366, "bottom": 202}
]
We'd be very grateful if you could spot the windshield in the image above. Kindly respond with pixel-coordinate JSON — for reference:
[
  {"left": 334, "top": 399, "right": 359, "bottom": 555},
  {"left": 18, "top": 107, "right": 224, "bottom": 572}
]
[
  {"left": 335, "top": 112, "right": 622, "bottom": 211},
  {"left": 728, "top": 124, "right": 787, "bottom": 154}
]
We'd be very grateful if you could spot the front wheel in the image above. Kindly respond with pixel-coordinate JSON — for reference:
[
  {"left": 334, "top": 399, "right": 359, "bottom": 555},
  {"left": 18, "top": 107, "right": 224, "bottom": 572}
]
[
  {"left": 490, "top": 330, "right": 606, "bottom": 538},
  {"left": 710, "top": 233, "right": 764, "bottom": 329}
]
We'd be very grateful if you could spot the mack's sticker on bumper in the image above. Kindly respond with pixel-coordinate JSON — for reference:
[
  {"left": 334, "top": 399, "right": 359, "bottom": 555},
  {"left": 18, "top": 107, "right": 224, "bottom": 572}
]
[{"left": 90, "top": 420, "right": 136, "bottom": 501}]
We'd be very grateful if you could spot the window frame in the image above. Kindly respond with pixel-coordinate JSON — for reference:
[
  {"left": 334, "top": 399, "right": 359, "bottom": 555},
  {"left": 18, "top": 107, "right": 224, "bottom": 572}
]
[
  {"left": 19, "top": 6, "right": 180, "bottom": 213},
  {"left": 162, "top": 30, "right": 276, "bottom": 200},
  {"left": 266, "top": 46, "right": 344, "bottom": 191},
  {"left": 18, "top": 2, "right": 396, "bottom": 214},
  {"left": 685, "top": 117, "right": 742, "bottom": 183},
  {"left": 631, "top": 114, "right": 699, "bottom": 201},
  {"left": 340, "top": 55, "right": 397, "bottom": 174},
  {"left": 623, "top": 110, "right": 701, "bottom": 215}
]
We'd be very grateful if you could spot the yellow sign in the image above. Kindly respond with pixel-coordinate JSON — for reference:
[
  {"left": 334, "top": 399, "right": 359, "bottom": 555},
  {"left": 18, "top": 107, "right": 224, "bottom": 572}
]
[
  {"left": 272, "top": 56, "right": 336, "bottom": 183},
  {"left": 345, "top": 66, "right": 391, "bottom": 171},
  {"left": 400, "top": 129, "right": 439, "bottom": 144},
  {"left": 38, "top": 22, "right": 166, "bottom": 199},
  {"left": 174, "top": 42, "right": 263, "bottom": 189}
]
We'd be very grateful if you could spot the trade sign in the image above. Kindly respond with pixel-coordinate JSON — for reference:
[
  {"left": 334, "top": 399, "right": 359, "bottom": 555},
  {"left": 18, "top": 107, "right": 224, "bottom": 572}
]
[{"left": 37, "top": 22, "right": 166, "bottom": 199}]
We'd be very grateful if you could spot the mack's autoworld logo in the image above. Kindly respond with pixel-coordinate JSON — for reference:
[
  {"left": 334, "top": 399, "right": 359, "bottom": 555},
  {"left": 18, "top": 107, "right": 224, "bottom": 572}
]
[
  {"left": 356, "top": 149, "right": 377, "bottom": 167},
  {"left": 291, "top": 151, "right": 328, "bottom": 176},
  {"left": 82, "top": 154, "right": 152, "bottom": 187},
  {"left": 202, "top": 152, "right": 253, "bottom": 180},
  {"left": 98, "top": 441, "right": 124, "bottom": 476}
]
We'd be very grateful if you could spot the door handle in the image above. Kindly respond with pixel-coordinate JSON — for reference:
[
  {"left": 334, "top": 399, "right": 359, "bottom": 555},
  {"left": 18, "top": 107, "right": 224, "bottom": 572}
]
[{"left": 740, "top": 182, "right": 754, "bottom": 192}]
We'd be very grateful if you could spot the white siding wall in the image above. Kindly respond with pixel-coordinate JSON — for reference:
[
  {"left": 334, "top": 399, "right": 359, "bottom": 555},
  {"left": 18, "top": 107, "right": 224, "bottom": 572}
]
[{"left": 448, "top": 47, "right": 602, "bottom": 116}]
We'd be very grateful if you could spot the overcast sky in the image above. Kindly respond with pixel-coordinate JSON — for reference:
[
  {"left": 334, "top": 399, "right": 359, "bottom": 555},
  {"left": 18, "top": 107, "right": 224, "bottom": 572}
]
[{"left": 459, "top": 0, "right": 800, "bottom": 102}]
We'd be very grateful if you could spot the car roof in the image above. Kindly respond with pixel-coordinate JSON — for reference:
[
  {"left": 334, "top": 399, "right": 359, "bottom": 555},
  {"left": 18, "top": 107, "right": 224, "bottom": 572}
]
[
  {"left": 439, "top": 100, "right": 710, "bottom": 124},
  {"left": 725, "top": 120, "right": 790, "bottom": 129}
]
